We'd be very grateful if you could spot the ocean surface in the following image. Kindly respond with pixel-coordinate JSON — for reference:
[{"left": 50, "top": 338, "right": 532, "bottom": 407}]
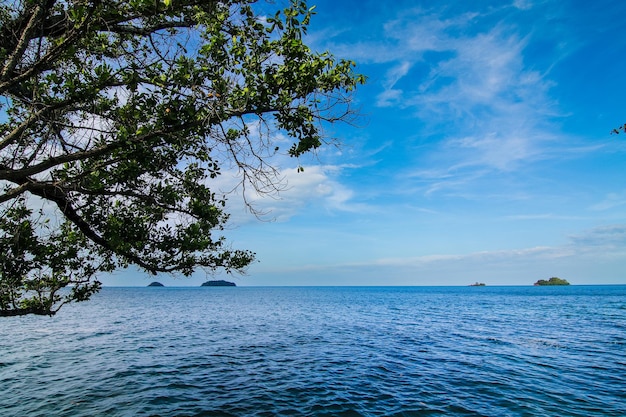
[{"left": 1, "top": 285, "right": 625, "bottom": 416}]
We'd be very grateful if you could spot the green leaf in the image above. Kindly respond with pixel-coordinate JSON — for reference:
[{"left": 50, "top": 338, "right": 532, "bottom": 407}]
[{"left": 0, "top": 0, "right": 364, "bottom": 316}]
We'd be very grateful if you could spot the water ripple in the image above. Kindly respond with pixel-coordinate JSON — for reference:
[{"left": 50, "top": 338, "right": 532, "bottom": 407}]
[{"left": 1, "top": 286, "right": 625, "bottom": 416}]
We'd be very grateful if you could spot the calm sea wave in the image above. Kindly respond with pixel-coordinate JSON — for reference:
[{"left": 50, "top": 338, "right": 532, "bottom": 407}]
[{"left": 1, "top": 285, "right": 625, "bottom": 416}]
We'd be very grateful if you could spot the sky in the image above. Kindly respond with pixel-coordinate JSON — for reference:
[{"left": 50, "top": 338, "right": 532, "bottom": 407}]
[{"left": 103, "top": 0, "right": 626, "bottom": 286}]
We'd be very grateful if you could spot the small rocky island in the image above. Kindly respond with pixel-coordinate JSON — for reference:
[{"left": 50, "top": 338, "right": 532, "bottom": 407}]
[
  {"left": 469, "top": 282, "right": 486, "bottom": 286},
  {"left": 534, "top": 277, "right": 570, "bottom": 286},
  {"left": 201, "top": 280, "right": 236, "bottom": 287},
  {"left": 147, "top": 281, "right": 164, "bottom": 287}
]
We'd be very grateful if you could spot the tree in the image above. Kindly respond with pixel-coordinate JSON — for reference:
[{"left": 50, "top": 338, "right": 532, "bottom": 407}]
[
  {"left": 534, "top": 277, "right": 570, "bottom": 286},
  {"left": 611, "top": 124, "right": 626, "bottom": 135},
  {"left": 0, "top": 0, "right": 365, "bottom": 316}
]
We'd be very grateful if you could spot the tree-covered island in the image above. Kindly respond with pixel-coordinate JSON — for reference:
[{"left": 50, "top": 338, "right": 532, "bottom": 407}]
[
  {"left": 534, "top": 277, "right": 570, "bottom": 286},
  {"left": 201, "top": 280, "right": 236, "bottom": 287},
  {"left": 0, "top": 0, "right": 364, "bottom": 316}
]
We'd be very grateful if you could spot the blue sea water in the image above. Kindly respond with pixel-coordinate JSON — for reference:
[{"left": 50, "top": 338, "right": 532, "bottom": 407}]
[{"left": 1, "top": 285, "right": 625, "bottom": 416}]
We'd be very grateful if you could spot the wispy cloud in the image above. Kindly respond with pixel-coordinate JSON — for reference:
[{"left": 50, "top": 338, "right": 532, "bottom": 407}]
[
  {"left": 504, "top": 213, "right": 583, "bottom": 221},
  {"left": 568, "top": 224, "right": 626, "bottom": 248},
  {"left": 513, "top": 0, "right": 534, "bottom": 11},
  {"left": 221, "top": 164, "right": 365, "bottom": 224},
  {"left": 250, "top": 223, "right": 626, "bottom": 285},
  {"left": 590, "top": 192, "right": 626, "bottom": 212},
  {"left": 341, "top": 5, "right": 586, "bottom": 198}
]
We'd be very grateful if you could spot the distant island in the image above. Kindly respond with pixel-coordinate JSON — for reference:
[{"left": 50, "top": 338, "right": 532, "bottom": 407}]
[
  {"left": 201, "top": 280, "right": 236, "bottom": 287},
  {"left": 469, "top": 282, "right": 486, "bottom": 286},
  {"left": 534, "top": 277, "right": 570, "bottom": 286},
  {"left": 147, "top": 281, "right": 164, "bottom": 287}
]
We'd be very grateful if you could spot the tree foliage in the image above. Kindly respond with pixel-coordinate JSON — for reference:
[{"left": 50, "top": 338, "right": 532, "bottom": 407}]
[
  {"left": 611, "top": 124, "right": 626, "bottom": 135},
  {"left": 534, "top": 277, "right": 570, "bottom": 286},
  {"left": 0, "top": 0, "right": 364, "bottom": 316}
]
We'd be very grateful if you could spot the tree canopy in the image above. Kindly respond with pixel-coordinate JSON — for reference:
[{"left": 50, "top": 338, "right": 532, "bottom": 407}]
[
  {"left": 534, "top": 277, "right": 570, "bottom": 286},
  {"left": 611, "top": 124, "right": 626, "bottom": 135},
  {"left": 0, "top": 0, "right": 364, "bottom": 316}
]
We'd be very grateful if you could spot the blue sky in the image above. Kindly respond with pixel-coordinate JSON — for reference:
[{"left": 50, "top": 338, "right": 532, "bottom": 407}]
[{"left": 104, "top": 0, "right": 626, "bottom": 286}]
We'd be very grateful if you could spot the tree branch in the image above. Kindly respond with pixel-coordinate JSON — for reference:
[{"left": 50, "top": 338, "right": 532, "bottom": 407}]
[{"left": 0, "top": 3, "right": 46, "bottom": 83}]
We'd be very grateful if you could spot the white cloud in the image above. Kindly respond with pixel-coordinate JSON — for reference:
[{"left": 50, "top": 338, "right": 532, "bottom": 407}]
[
  {"left": 340, "top": 245, "right": 574, "bottom": 270},
  {"left": 221, "top": 164, "right": 363, "bottom": 224},
  {"left": 504, "top": 213, "right": 582, "bottom": 221},
  {"left": 376, "top": 89, "right": 403, "bottom": 107},
  {"left": 248, "top": 227, "right": 626, "bottom": 285},
  {"left": 356, "top": 6, "right": 578, "bottom": 197},
  {"left": 568, "top": 224, "right": 626, "bottom": 248},
  {"left": 384, "top": 61, "right": 412, "bottom": 90},
  {"left": 590, "top": 192, "right": 626, "bottom": 211},
  {"left": 513, "top": 0, "right": 534, "bottom": 10}
]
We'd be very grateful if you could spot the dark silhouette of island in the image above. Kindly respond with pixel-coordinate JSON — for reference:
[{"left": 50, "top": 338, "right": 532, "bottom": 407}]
[
  {"left": 201, "top": 280, "right": 236, "bottom": 287},
  {"left": 534, "top": 277, "right": 570, "bottom": 286},
  {"left": 148, "top": 281, "right": 164, "bottom": 287},
  {"left": 469, "top": 282, "right": 486, "bottom": 286}
]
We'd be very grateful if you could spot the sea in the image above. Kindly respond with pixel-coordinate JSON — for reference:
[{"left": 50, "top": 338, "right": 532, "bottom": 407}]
[{"left": 1, "top": 285, "right": 625, "bottom": 416}]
